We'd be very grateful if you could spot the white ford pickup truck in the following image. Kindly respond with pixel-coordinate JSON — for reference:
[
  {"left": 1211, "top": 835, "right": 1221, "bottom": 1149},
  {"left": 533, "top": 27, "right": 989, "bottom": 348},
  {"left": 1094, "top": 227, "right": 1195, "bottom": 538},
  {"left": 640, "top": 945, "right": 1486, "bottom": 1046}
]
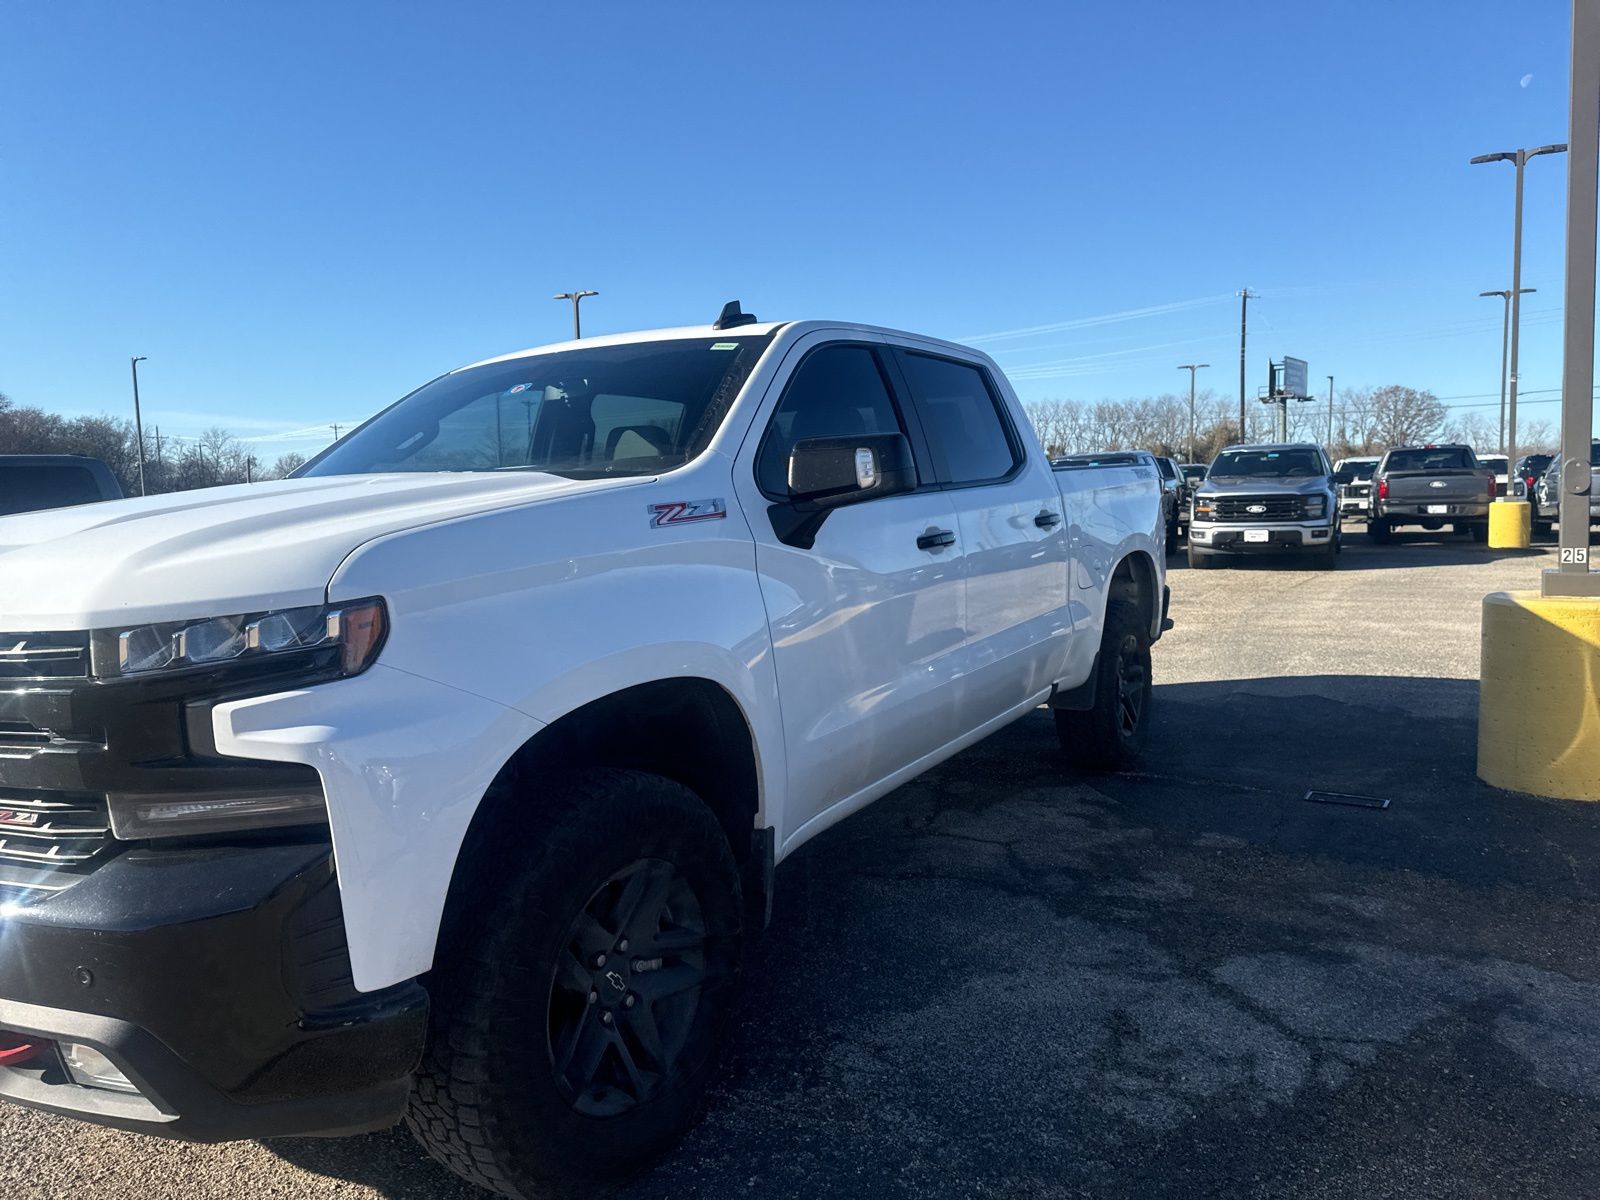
[{"left": 0, "top": 306, "right": 1166, "bottom": 1197}]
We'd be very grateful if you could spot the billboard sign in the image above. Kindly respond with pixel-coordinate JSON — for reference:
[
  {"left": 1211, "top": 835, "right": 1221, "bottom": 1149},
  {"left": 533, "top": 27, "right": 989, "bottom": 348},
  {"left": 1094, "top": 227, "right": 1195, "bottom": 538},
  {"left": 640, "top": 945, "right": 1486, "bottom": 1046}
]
[{"left": 1281, "top": 356, "right": 1309, "bottom": 398}]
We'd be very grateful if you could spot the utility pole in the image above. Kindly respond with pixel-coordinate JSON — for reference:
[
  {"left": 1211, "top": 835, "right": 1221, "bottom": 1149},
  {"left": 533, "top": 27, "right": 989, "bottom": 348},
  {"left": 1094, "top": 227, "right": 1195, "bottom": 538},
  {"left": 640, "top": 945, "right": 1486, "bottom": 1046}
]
[
  {"left": 1473, "top": 143, "right": 1567, "bottom": 518},
  {"left": 151, "top": 426, "right": 164, "bottom": 491},
  {"left": 554, "top": 290, "right": 599, "bottom": 339},
  {"left": 1237, "top": 289, "right": 1255, "bottom": 445},
  {"left": 1326, "top": 376, "right": 1335, "bottom": 449},
  {"left": 331, "top": 423, "right": 342, "bottom": 442},
  {"left": 1479, "top": 288, "right": 1537, "bottom": 453},
  {"left": 1177, "top": 363, "right": 1209, "bottom": 463},
  {"left": 130, "top": 356, "right": 148, "bottom": 496}
]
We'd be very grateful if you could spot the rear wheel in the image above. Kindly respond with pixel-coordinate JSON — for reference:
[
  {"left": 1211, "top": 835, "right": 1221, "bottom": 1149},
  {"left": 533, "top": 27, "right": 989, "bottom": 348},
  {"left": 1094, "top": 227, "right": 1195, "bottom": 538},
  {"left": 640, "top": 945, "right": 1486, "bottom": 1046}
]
[
  {"left": 1367, "top": 518, "right": 1393, "bottom": 544},
  {"left": 1469, "top": 522, "right": 1487, "bottom": 543},
  {"left": 407, "top": 769, "right": 743, "bottom": 1199},
  {"left": 1055, "top": 598, "right": 1152, "bottom": 771}
]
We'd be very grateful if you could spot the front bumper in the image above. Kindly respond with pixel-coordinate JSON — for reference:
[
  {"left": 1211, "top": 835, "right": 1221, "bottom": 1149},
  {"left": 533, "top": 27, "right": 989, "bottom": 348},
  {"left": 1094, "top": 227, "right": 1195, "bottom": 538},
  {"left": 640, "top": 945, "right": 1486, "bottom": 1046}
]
[
  {"left": 0, "top": 840, "right": 426, "bottom": 1141},
  {"left": 1189, "top": 521, "right": 1336, "bottom": 553}
]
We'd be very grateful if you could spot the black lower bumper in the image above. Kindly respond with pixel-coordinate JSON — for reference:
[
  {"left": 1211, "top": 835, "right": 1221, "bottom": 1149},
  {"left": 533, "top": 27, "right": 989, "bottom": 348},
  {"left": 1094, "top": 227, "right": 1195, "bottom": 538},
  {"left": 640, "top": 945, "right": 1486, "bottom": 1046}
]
[
  {"left": 0, "top": 841, "right": 426, "bottom": 1141},
  {"left": 1200, "top": 528, "right": 1329, "bottom": 553}
]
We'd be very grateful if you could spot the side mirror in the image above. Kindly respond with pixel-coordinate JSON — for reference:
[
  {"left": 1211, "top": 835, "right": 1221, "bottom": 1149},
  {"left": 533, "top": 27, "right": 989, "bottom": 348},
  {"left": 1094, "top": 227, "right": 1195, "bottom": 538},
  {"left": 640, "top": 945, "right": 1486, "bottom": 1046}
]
[
  {"left": 787, "top": 433, "right": 916, "bottom": 508},
  {"left": 769, "top": 432, "right": 916, "bottom": 548}
]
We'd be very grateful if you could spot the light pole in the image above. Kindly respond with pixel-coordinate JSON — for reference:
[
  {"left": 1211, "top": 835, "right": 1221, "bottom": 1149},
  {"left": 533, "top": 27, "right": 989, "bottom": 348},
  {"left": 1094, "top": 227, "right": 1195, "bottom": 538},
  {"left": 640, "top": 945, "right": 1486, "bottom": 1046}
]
[
  {"left": 1472, "top": 144, "right": 1567, "bottom": 512},
  {"left": 129, "top": 356, "right": 148, "bottom": 496},
  {"left": 1236, "top": 288, "right": 1255, "bottom": 444},
  {"left": 1478, "top": 287, "right": 1537, "bottom": 454},
  {"left": 1177, "top": 363, "right": 1209, "bottom": 462},
  {"left": 553, "top": 290, "right": 599, "bottom": 339},
  {"left": 1326, "top": 375, "right": 1335, "bottom": 449}
]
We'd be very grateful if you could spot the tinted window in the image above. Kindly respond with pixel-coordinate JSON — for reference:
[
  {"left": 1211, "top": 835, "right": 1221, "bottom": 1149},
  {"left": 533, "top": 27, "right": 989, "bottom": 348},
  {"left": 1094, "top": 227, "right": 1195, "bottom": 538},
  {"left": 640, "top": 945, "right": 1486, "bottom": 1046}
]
[
  {"left": 1333, "top": 462, "right": 1376, "bottom": 484},
  {"left": 899, "top": 353, "right": 1018, "bottom": 485},
  {"left": 1209, "top": 449, "right": 1325, "bottom": 478},
  {"left": 1592, "top": 442, "right": 1600, "bottom": 467},
  {"left": 1154, "top": 457, "right": 1177, "bottom": 480},
  {"left": 304, "top": 335, "right": 771, "bottom": 479},
  {"left": 755, "top": 345, "right": 906, "bottom": 497},
  {"left": 0, "top": 463, "right": 105, "bottom": 516},
  {"left": 1383, "top": 447, "right": 1477, "bottom": 472}
]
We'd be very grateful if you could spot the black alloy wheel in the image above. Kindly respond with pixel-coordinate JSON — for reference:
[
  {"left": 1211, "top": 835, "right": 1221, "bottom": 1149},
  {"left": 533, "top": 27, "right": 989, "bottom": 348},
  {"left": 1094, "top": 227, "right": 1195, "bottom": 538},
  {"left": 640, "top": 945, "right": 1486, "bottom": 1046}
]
[{"left": 550, "top": 857, "right": 711, "bottom": 1118}]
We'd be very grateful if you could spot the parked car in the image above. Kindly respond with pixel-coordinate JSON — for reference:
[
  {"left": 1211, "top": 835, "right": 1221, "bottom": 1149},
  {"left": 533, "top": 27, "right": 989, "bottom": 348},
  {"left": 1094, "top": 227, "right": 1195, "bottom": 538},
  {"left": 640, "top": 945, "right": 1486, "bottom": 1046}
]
[
  {"left": 1187, "top": 442, "right": 1341, "bottom": 568},
  {"left": 1368, "top": 444, "right": 1492, "bottom": 543},
  {"left": 1479, "top": 453, "right": 1510, "bottom": 498},
  {"left": 1333, "top": 456, "right": 1380, "bottom": 519},
  {"left": 0, "top": 310, "right": 1169, "bottom": 1195},
  {"left": 1155, "top": 455, "right": 1187, "bottom": 544},
  {"left": 1536, "top": 440, "right": 1600, "bottom": 531},
  {"left": 0, "top": 454, "right": 122, "bottom": 516},
  {"left": 1514, "top": 453, "right": 1553, "bottom": 503},
  {"left": 1054, "top": 449, "right": 1179, "bottom": 552},
  {"left": 1180, "top": 463, "right": 1207, "bottom": 488}
]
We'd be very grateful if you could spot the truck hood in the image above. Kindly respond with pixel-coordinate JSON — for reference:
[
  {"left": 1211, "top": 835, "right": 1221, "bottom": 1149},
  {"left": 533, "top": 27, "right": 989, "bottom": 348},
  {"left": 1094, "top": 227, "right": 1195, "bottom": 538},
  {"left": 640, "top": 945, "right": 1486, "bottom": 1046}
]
[
  {"left": 0, "top": 472, "right": 645, "bottom": 630},
  {"left": 1196, "top": 476, "right": 1331, "bottom": 499}
]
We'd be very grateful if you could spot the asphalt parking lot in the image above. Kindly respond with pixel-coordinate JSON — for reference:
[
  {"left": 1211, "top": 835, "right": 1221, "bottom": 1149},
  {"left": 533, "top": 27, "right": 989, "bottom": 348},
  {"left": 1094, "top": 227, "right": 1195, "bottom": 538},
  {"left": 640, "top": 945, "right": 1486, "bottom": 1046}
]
[{"left": 7, "top": 533, "right": 1600, "bottom": 1200}]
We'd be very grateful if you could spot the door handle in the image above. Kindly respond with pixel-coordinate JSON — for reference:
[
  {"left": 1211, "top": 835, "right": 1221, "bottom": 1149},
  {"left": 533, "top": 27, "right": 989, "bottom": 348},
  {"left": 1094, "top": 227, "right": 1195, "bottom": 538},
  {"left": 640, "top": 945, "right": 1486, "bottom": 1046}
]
[
  {"left": 1034, "top": 510, "right": 1062, "bottom": 529},
  {"left": 917, "top": 528, "right": 957, "bottom": 550}
]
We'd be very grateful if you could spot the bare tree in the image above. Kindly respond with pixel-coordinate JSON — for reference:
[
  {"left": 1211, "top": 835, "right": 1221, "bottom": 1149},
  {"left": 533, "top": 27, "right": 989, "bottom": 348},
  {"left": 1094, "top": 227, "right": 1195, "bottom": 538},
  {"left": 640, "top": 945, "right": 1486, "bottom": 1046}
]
[{"left": 269, "top": 452, "right": 308, "bottom": 479}]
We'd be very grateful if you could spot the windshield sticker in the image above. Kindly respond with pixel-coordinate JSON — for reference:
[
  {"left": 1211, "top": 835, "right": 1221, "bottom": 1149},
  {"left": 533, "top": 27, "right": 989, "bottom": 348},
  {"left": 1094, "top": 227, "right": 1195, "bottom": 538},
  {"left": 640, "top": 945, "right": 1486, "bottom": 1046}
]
[
  {"left": 709, "top": 342, "right": 739, "bottom": 351},
  {"left": 649, "top": 499, "right": 727, "bottom": 528},
  {"left": 506, "top": 382, "right": 532, "bottom": 394}
]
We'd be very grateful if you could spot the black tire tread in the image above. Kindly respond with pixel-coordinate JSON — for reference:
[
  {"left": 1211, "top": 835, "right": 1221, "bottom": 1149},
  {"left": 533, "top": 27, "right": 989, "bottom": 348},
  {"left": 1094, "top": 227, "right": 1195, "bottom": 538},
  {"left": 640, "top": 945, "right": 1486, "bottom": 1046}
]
[
  {"left": 1055, "top": 597, "right": 1152, "bottom": 771},
  {"left": 405, "top": 769, "right": 740, "bottom": 1199}
]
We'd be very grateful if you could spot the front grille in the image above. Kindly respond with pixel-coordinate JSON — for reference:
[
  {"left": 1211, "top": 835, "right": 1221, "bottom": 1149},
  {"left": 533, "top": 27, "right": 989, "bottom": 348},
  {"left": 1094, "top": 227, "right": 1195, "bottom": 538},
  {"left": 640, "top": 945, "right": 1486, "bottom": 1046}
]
[
  {"left": 1208, "top": 494, "right": 1306, "bottom": 522},
  {"left": 0, "top": 792, "right": 114, "bottom": 899},
  {"left": 0, "top": 632, "right": 90, "bottom": 681}
]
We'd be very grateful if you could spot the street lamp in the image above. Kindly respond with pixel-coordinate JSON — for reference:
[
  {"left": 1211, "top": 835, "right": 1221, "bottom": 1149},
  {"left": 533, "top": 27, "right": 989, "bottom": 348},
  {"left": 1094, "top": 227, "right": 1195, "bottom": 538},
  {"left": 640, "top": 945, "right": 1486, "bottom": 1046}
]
[
  {"left": 129, "top": 356, "right": 148, "bottom": 496},
  {"left": 1471, "top": 143, "right": 1567, "bottom": 514},
  {"left": 553, "top": 290, "right": 599, "bottom": 339},
  {"left": 1177, "top": 363, "right": 1209, "bottom": 463},
  {"left": 1478, "top": 288, "right": 1537, "bottom": 455}
]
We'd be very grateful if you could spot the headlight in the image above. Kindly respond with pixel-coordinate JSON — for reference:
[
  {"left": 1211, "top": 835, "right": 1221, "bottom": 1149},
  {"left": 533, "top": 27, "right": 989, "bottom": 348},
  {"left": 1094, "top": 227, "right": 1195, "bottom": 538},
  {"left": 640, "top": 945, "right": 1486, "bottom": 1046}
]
[
  {"left": 99, "top": 598, "right": 387, "bottom": 678},
  {"left": 1304, "top": 495, "right": 1328, "bottom": 518},
  {"left": 107, "top": 786, "right": 327, "bottom": 840}
]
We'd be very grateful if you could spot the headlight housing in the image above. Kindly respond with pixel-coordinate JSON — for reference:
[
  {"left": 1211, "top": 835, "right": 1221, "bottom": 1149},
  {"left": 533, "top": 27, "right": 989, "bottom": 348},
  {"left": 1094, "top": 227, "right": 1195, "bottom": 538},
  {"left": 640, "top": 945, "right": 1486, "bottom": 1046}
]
[
  {"left": 1304, "top": 494, "right": 1328, "bottom": 518},
  {"left": 95, "top": 598, "right": 387, "bottom": 679}
]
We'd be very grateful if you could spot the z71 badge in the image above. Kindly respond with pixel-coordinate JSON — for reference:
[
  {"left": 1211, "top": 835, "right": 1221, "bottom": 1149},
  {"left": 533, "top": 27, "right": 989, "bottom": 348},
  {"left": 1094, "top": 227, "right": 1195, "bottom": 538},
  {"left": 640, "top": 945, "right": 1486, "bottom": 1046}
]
[{"left": 648, "top": 499, "right": 727, "bottom": 528}]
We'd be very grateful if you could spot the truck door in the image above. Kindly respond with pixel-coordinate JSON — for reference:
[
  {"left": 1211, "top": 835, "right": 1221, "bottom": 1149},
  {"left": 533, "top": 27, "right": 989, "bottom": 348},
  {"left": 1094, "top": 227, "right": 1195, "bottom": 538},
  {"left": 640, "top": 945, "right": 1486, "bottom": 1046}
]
[
  {"left": 889, "top": 347, "right": 1071, "bottom": 725},
  {"left": 736, "top": 337, "right": 966, "bottom": 846}
]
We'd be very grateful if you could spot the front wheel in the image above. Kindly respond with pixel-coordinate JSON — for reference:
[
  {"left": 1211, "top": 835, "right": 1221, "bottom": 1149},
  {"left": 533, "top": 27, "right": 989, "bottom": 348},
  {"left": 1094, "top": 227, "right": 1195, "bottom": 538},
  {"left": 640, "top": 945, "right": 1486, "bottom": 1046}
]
[
  {"left": 1055, "top": 598, "right": 1152, "bottom": 771},
  {"left": 407, "top": 769, "right": 743, "bottom": 1198},
  {"left": 1187, "top": 544, "right": 1214, "bottom": 569}
]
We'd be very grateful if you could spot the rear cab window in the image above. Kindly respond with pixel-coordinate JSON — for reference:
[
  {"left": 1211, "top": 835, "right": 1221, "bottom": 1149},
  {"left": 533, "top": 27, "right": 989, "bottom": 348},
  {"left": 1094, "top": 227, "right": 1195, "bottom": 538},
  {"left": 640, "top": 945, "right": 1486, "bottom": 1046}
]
[
  {"left": 0, "top": 463, "right": 106, "bottom": 515},
  {"left": 1383, "top": 447, "right": 1478, "bottom": 472}
]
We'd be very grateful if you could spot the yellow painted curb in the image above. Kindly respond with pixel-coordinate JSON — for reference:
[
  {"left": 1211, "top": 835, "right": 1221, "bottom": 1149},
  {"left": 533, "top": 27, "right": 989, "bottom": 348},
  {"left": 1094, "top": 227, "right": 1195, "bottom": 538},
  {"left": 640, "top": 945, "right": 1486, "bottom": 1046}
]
[
  {"left": 1487, "top": 500, "right": 1531, "bottom": 549},
  {"left": 1478, "top": 591, "right": 1600, "bottom": 800}
]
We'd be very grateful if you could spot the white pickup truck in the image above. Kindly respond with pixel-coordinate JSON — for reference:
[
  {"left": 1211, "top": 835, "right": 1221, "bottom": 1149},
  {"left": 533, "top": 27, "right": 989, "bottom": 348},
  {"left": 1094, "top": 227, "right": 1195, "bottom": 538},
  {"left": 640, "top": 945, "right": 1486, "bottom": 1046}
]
[{"left": 0, "top": 307, "right": 1166, "bottom": 1197}]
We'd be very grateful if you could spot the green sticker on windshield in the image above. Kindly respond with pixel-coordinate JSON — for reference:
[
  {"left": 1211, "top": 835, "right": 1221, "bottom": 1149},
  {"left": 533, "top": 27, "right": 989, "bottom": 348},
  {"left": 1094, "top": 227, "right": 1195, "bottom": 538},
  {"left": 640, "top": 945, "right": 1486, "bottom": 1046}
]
[{"left": 710, "top": 342, "right": 739, "bottom": 351}]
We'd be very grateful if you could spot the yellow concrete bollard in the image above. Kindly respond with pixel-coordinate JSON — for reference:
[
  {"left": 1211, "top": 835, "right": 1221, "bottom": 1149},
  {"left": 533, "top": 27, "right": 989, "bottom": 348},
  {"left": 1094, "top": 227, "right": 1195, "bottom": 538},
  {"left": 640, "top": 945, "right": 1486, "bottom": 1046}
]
[
  {"left": 1478, "top": 591, "right": 1600, "bottom": 800},
  {"left": 1487, "top": 500, "right": 1531, "bottom": 549}
]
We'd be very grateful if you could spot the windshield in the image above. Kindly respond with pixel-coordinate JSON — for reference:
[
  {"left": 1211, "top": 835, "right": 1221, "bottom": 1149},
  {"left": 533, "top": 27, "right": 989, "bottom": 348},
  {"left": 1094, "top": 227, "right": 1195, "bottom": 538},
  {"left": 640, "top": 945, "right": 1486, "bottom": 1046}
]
[
  {"left": 1479, "top": 456, "right": 1508, "bottom": 473},
  {"left": 1384, "top": 447, "right": 1477, "bottom": 472},
  {"left": 1181, "top": 465, "right": 1207, "bottom": 483},
  {"left": 1208, "top": 448, "right": 1324, "bottom": 478},
  {"left": 302, "top": 335, "right": 773, "bottom": 479},
  {"left": 1153, "top": 457, "right": 1176, "bottom": 479}
]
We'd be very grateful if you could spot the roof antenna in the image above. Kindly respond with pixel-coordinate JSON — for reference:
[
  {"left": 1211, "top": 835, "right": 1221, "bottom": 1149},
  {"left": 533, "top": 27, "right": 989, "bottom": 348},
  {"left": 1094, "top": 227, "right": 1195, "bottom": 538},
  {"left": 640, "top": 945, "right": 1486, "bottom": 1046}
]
[{"left": 712, "top": 300, "right": 757, "bottom": 330}]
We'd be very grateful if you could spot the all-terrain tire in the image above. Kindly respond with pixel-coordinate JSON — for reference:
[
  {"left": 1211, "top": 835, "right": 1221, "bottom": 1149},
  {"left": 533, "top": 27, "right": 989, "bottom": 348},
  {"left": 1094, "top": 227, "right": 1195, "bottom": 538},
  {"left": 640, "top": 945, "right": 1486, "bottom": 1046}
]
[
  {"left": 406, "top": 769, "right": 743, "bottom": 1199},
  {"left": 1055, "top": 598, "right": 1153, "bottom": 771},
  {"left": 1187, "top": 544, "right": 1214, "bottom": 569},
  {"left": 1367, "top": 518, "right": 1393, "bottom": 544}
]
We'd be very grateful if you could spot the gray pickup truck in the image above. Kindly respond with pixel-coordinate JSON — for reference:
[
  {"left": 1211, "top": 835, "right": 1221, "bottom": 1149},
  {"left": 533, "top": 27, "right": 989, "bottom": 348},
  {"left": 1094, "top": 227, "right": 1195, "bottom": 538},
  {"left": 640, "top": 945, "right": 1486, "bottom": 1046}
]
[
  {"left": 1368, "top": 444, "right": 1493, "bottom": 543},
  {"left": 1187, "top": 442, "right": 1341, "bottom": 568}
]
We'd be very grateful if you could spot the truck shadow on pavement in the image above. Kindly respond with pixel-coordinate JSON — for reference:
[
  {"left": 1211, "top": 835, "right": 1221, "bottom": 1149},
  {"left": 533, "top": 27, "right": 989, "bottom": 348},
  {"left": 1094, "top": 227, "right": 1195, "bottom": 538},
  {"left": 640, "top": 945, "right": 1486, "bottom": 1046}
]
[
  {"left": 267, "top": 674, "right": 1600, "bottom": 1199},
  {"left": 1170, "top": 537, "right": 1545, "bottom": 572}
]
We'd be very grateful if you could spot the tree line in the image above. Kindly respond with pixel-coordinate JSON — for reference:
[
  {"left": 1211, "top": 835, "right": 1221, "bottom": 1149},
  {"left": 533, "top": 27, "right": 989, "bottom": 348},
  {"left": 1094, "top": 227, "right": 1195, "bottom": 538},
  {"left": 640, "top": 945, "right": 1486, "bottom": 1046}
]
[
  {"left": 0, "top": 394, "right": 307, "bottom": 496},
  {"left": 1024, "top": 385, "right": 1556, "bottom": 463}
]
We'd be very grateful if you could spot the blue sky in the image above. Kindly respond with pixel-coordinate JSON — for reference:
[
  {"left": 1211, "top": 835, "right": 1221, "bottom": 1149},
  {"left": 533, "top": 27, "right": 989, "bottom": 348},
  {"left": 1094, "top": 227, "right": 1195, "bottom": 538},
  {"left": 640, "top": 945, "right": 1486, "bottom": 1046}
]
[{"left": 1, "top": 1, "right": 1587, "bottom": 458}]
